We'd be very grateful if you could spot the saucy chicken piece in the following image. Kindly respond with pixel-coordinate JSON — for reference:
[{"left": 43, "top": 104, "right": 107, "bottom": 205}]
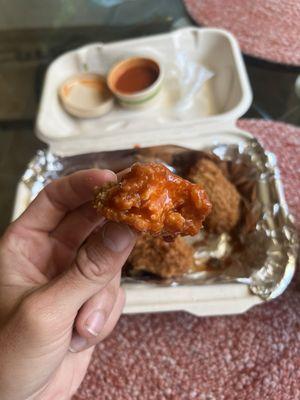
[
  {"left": 94, "top": 162, "right": 211, "bottom": 239},
  {"left": 128, "top": 234, "right": 194, "bottom": 278},
  {"left": 188, "top": 159, "right": 241, "bottom": 233}
]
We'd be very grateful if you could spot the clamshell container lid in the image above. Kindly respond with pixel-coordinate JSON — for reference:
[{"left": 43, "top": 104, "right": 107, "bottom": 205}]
[{"left": 36, "top": 27, "right": 252, "bottom": 156}]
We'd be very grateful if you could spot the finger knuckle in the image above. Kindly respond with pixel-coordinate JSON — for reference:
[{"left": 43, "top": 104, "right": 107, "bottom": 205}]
[
  {"left": 19, "top": 293, "right": 56, "bottom": 337},
  {"left": 105, "top": 280, "right": 120, "bottom": 300},
  {"left": 76, "top": 243, "right": 116, "bottom": 281},
  {"left": 96, "top": 289, "right": 117, "bottom": 313}
]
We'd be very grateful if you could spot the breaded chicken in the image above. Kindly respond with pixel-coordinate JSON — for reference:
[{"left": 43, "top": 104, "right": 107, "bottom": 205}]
[
  {"left": 189, "top": 159, "right": 241, "bottom": 233},
  {"left": 128, "top": 234, "right": 194, "bottom": 278},
  {"left": 94, "top": 162, "right": 211, "bottom": 240}
]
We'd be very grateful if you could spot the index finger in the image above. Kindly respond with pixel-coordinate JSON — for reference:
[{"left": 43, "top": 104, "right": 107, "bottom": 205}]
[{"left": 14, "top": 169, "right": 116, "bottom": 233}]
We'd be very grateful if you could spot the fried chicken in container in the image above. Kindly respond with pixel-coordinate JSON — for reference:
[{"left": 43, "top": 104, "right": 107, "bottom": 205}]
[
  {"left": 188, "top": 159, "right": 241, "bottom": 233},
  {"left": 94, "top": 162, "right": 211, "bottom": 240},
  {"left": 128, "top": 234, "right": 194, "bottom": 278}
]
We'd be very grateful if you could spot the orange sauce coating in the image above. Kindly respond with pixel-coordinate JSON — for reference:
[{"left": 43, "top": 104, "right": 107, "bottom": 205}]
[{"left": 94, "top": 162, "right": 212, "bottom": 239}]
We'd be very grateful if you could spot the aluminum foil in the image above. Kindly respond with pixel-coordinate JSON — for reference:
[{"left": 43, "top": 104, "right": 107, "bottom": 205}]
[{"left": 21, "top": 139, "right": 298, "bottom": 300}]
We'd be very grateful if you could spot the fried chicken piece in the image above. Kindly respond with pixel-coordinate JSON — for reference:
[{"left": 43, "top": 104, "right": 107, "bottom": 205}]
[
  {"left": 189, "top": 159, "right": 241, "bottom": 233},
  {"left": 128, "top": 234, "right": 194, "bottom": 278},
  {"left": 94, "top": 162, "right": 211, "bottom": 239}
]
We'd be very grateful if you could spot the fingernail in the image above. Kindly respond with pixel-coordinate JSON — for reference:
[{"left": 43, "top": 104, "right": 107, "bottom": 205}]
[
  {"left": 69, "top": 335, "right": 87, "bottom": 353},
  {"left": 85, "top": 310, "right": 106, "bottom": 336},
  {"left": 102, "top": 222, "right": 134, "bottom": 252},
  {"left": 103, "top": 170, "right": 117, "bottom": 182}
]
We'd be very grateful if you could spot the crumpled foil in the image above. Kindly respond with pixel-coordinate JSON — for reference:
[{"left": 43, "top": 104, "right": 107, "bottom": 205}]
[{"left": 21, "top": 139, "right": 298, "bottom": 300}]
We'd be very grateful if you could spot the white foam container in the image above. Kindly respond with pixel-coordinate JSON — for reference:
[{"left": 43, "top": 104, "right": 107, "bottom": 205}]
[
  {"left": 35, "top": 27, "right": 252, "bottom": 156},
  {"left": 13, "top": 27, "right": 266, "bottom": 316}
]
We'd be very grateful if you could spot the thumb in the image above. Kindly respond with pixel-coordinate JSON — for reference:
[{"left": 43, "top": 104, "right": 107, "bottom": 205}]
[{"left": 44, "top": 222, "right": 136, "bottom": 316}]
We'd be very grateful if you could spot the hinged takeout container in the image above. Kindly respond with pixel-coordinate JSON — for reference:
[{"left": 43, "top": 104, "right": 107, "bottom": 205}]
[
  {"left": 36, "top": 27, "right": 252, "bottom": 156},
  {"left": 13, "top": 28, "right": 297, "bottom": 316}
]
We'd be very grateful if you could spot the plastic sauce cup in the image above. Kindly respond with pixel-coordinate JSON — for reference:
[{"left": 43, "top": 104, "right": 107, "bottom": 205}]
[{"left": 107, "top": 57, "right": 163, "bottom": 109}]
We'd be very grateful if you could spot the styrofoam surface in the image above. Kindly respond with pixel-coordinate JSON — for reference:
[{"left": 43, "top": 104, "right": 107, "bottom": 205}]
[
  {"left": 123, "top": 283, "right": 262, "bottom": 316},
  {"left": 36, "top": 27, "right": 252, "bottom": 156}
]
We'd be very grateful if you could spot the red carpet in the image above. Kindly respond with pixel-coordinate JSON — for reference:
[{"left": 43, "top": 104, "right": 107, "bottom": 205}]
[{"left": 184, "top": 0, "right": 300, "bottom": 66}]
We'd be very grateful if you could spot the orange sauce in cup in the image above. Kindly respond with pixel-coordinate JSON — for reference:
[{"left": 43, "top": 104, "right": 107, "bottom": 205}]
[{"left": 115, "top": 65, "right": 159, "bottom": 94}]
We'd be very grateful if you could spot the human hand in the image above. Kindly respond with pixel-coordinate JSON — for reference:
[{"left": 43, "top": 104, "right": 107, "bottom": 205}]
[{"left": 0, "top": 169, "right": 136, "bottom": 400}]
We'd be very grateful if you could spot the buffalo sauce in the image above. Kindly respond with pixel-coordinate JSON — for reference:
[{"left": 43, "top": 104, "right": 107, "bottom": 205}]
[
  {"left": 94, "top": 162, "right": 212, "bottom": 240},
  {"left": 115, "top": 65, "right": 159, "bottom": 94}
]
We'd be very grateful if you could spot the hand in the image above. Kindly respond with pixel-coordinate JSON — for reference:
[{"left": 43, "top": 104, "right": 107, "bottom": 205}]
[{"left": 0, "top": 169, "right": 136, "bottom": 400}]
